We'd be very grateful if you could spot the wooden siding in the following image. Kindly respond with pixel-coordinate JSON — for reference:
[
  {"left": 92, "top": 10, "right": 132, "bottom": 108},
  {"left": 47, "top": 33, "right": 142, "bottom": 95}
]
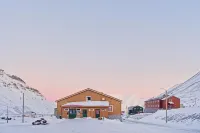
[
  {"left": 57, "top": 89, "right": 121, "bottom": 118},
  {"left": 61, "top": 107, "right": 109, "bottom": 118},
  {"left": 162, "top": 96, "right": 180, "bottom": 109}
]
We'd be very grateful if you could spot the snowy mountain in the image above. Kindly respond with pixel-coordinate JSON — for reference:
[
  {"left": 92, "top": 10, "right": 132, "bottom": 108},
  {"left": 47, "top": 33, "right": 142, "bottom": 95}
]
[
  {"left": 155, "top": 71, "right": 200, "bottom": 107},
  {"left": 0, "top": 69, "right": 55, "bottom": 116}
]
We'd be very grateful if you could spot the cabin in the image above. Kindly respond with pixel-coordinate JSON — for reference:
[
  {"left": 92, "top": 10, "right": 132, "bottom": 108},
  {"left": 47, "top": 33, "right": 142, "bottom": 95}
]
[
  {"left": 144, "top": 96, "right": 180, "bottom": 113},
  {"left": 128, "top": 105, "right": 143, "bottom": 115},
  {"left": 56, "top": 88, "right": 122, "bottom": 119}
]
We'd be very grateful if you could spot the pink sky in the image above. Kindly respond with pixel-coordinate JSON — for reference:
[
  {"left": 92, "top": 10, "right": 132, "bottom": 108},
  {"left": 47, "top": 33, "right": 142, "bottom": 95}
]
[{"left": 14, "top": 67, "right": 199, "bottom": 102}]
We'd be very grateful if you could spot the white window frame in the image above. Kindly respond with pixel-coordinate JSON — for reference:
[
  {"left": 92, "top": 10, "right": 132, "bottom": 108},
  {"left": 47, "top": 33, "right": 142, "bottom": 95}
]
[
  {"left": 76, "top": 108, "right": 81, "bottom": 113},
  {"left": 108, "top": 105, "right": 113, "bottom": 112},
  {"left": 89, "top": 109, "right": 94, "bottom": 111},
  {"left": 64, "top": 108, "right": 69, "bottom": 111},
  {"left": 86, "top": 96, "right": 92, "bottom": 101},
  {"left": 76, "top": 108, "right": 81, "bottom": 111}
]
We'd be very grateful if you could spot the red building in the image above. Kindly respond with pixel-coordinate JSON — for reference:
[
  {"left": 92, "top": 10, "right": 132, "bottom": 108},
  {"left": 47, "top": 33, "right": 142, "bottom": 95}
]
[
  {"left": 162, "top": 96, "right": 180, "bottom": 109},
  {"left": 144, "top": 99, "right": 162, "bottom": 109},
  {"left": 144, "top": 96, "right": 180, "bottom": 113}
]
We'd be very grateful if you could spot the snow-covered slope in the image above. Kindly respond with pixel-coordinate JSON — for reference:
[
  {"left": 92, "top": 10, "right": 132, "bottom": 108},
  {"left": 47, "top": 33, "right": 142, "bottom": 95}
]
[
  {"left": 0, "top": 69, "right": 55, "bottom": 116},
  {"left": 140, "top": 108, "right": 200, "bottom": 126},
  {"left": 155, "top": 71, "right": 200, "bottom": 107}
]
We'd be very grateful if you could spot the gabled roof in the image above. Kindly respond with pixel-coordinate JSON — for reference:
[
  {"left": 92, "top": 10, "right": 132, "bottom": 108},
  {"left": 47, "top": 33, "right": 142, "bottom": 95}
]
[
  {"left": 144, "top": 98, "right": 161, "bottom": 102},
  {"left": 128, "top": 105, "right": 143, "bottom": 110},
  {"left": 56, "top": 88, "right": 122, "bottom": 102},
  {"left": 162, "top": 95, "right": 179, "bottom": 100}
]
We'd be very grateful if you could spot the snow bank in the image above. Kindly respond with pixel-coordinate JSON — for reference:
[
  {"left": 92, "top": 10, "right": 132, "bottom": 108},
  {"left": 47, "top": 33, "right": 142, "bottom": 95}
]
[
  {"left": 138, "top": 108, "right": 200, "bottom": 129},
  {"left": 127, "top": 113, "right": 152, "bottom": 120}
]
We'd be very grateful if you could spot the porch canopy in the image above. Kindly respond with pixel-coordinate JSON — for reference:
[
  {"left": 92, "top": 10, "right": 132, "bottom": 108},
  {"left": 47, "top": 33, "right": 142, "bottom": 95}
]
[
  {"left": 168, "top": 101, "right": 174, "bottom": 105},
  {"left": 62, "top": 101, "right": 109, "bottom": 108}
]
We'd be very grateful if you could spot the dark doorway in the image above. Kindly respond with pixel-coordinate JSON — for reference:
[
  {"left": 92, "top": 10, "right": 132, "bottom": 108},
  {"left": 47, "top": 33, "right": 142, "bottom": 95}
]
[
  {"left": 69, "top": 109, "right": 76, "bottom": 119},
  {"left": 82, "top": 109, "right": 87, "bottom": 117},
  {"left": 95, "top": 109, "right": 100, "bottom": 118}
]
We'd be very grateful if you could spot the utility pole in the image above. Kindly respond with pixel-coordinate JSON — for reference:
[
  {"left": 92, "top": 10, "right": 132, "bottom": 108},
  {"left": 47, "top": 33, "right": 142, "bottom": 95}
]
[
  {"left": 22, "top": 93, "right": 24, "bottom": 123},
  {"left": 160, "top": 88, "right": 168, "bottom": 123},
  {"left": 7, "top": 106, "right": 8, "bottom": 123},
  {"left": 194, "top": 98, "right": 197, "bottom": 106},
  {"left": 165, "top": 90, "right": 168, "bottom": 123}
]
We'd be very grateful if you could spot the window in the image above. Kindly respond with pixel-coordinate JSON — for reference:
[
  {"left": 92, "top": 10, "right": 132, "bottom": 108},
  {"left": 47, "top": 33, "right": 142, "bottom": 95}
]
[
  {"left": 108, "top": 105, "right": 113, "bottom": 112},
  {"left": 64, "top": 108, "right": 69, "bottom": 111},
  {"left": 76, "top": 109, "right": 81, "bottom": 113},
  {"left": 86, "top": 96, "right": 91, "bottom": 101}
]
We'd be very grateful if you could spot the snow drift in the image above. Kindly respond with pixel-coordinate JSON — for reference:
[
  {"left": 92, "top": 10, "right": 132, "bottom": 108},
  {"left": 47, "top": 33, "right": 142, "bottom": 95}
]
[{"left": 140, "top": 108, "right": 200, "bottom": 127}]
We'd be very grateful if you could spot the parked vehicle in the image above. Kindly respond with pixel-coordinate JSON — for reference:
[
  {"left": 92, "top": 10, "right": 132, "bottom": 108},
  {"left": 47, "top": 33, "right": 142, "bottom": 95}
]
[
  {"left": 1, "top": 117, "right": 12, "bottom": 120},
  {"left": 32, "top": 118, "right": 48, "bottom": 125}
]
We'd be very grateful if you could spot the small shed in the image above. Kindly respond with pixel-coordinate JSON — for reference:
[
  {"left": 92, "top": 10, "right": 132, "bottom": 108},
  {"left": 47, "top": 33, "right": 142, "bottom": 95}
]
[{"left": 128, "top": 105, "right": 143, "bottom": 115}]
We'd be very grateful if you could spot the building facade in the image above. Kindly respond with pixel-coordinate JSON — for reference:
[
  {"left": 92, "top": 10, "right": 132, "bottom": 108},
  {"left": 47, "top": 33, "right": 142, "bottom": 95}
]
[
  {"left": 128, "top": 105, "right": 143, "bottom": 115},
  {"left": 56, "top": 88, "right": 122, "bottom": 119},
  {"left": 144, "top": 96, "right": 180, "bottom": 113},
  {"left": 162, "top": 96, "right": 180, "bottom": 109}
]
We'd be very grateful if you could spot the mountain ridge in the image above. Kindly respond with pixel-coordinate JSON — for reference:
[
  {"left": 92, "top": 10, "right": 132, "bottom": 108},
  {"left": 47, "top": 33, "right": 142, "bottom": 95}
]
[
  {"left": 155, "top": 71, "right": 200, "bottom": 107},
  {"left": 0, "top": 69, "right": 55, "bottom": 116}
]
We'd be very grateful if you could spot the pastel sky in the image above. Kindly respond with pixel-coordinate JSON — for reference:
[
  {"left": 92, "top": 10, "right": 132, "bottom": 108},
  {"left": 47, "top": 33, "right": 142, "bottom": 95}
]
[{"left": 0, "top": 0, "right": 200, "bottom": 102}]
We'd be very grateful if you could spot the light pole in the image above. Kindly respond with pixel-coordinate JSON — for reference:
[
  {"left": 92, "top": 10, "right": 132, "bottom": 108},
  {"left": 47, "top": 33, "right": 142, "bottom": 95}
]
[
  {"left": 22, "top": 93, "right": 24, "bottom": 123},
  {"left": 7, "top": 106, "right": 8, "bottom": 123},
  {"left": 160, "top": 88, "right": 168, "bottom": 123}
]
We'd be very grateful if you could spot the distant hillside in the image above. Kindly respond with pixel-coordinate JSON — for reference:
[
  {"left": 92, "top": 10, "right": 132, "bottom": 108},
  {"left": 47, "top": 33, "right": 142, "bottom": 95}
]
[
  {"left": 0, "top": 69, "right": 55, "bottom": 116},
  {"left": 155, "top": 71, "right": 200, "bottom": 107}
]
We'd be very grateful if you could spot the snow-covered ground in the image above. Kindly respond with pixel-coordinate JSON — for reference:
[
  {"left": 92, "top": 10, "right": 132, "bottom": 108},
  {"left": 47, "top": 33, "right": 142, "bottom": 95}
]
[
  {"left": 0, "top": 69, "right": 55, "bottom": 116},
  {"left": 0, "top": 117, "right": 199, "bottom": 133},
  {"left": 125, "top": 107, "right": 200, "bottom": 130},
  {"left": 126, "top": 113, "right": 152, "bottom": 120}
]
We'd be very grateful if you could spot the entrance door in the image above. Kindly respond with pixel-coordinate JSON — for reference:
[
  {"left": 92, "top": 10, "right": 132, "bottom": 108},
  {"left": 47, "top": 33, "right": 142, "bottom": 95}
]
[
  {"left": 82, "top": 109, "right": 87, "bottom": 117},
  {"left": 95, "top": 109, "right": 100, "bottom": 118},
  {"left": 69, "top": 109, "right": 76, "bottom": 119}
]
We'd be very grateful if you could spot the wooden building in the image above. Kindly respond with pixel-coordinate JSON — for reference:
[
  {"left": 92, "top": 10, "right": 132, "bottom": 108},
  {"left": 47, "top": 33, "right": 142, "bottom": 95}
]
[
  {"left": 144, "top": 96, "right": 180, "bottom": 113},
  {"left": 128, "top": 105, "right": 143, "bottom": 115},
  {"left": 56, "top": 88, "right": 122, "bottom": 119},
  {"left": 162, "top": 96, "right": 180, "bottom": 109}
]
